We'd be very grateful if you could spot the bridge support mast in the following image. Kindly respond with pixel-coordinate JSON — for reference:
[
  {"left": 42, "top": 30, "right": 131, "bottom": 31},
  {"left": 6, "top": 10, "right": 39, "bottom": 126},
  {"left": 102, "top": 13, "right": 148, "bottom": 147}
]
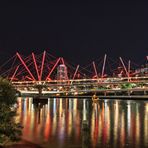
[
  {"left": 128, "top": 60, "right": 131, "bottom": 81},
  {"left": 93, "top": 61, "right": 98, "bottom": 79},
  {"left": 46, "top": 58, "right": 61, "bottom": 80},
  {"left": 32, "top": 52, "right": 40, "bottom": 81},
  {"left": 119, "top": 57, "right": 129, "bottom": 81},
  {"left": 73, "top": 65, "right": 79, "bottom": 80},
  {"left": 10, "top": 65, "right": 19, "bottom": 81},
  {"left": 101, "top": 54, "right": 107, "bottom": 79},
  {"left": 39, "top": 51, "right": 46, "bottom": 81},
  {"left": 16, "top": 52, "right": 36, "bottom": 81}
]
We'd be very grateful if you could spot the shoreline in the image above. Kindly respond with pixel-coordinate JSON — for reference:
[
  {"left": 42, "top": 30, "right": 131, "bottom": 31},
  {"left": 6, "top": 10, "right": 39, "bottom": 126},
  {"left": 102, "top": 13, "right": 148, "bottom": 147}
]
[{"left": 5, "top": 139, "right": 42, "bottom": 148}]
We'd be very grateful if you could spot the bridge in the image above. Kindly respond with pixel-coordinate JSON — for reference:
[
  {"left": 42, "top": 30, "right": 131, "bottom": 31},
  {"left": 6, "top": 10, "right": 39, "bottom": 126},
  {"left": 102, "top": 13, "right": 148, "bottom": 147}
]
[
  {"left": 12, "top": 76, "right": 148, "bottom": 97},
  {"left": 0, "top": 51, "right": 148, "bottom": 97}
]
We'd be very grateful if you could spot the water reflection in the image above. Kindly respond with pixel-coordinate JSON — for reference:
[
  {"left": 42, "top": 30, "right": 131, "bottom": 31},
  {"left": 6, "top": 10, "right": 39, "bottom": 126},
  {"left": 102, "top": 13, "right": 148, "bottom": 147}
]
[{"left": 17, "top": 97, "right": 148, "bottom": 148}]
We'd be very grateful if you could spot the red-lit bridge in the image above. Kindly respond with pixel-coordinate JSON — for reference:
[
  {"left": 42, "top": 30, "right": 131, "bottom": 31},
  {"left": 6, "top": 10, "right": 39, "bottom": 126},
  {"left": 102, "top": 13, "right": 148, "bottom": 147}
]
[{"left": 0, "top": 51, "right": 148, "bottom": 97}]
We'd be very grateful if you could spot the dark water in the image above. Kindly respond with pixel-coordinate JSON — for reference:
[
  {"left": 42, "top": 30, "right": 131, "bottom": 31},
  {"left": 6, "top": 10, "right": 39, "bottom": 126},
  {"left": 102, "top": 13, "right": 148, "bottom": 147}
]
[{"left": 16, "top": 97, "right": 148, "bottom": 148}]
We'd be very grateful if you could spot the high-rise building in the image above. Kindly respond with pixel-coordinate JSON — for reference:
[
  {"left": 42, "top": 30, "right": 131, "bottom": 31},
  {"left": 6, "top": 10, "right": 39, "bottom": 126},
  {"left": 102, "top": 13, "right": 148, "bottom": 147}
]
[{"left": 57, "top": 64, "right": 68, "bottom": 80}]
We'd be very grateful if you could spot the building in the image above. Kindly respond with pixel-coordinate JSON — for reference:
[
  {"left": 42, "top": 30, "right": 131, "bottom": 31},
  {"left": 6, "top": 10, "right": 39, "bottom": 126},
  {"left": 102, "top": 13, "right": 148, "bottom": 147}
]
[{"left": 57, "top": 64, "right": 68, "bottom": 80}]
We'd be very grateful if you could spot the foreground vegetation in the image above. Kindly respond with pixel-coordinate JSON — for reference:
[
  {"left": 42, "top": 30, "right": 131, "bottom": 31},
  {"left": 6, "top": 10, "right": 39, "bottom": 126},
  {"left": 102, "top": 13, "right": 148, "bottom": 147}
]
[{"left": 0, "top": 77, "right": 22, "bottom": 146}]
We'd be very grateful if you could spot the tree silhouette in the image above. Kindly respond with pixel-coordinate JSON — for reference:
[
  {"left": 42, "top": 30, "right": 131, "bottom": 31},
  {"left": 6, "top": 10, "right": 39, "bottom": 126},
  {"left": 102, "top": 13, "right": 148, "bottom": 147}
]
[{"left": 0, "top": 77, "right": 22, "bottom": 146}]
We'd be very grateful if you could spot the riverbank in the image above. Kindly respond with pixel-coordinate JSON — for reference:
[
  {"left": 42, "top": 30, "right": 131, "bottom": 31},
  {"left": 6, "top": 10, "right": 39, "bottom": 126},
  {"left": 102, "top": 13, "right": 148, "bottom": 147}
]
[{"left": 5, "top": 139, "right": 42, "bottom": 148}]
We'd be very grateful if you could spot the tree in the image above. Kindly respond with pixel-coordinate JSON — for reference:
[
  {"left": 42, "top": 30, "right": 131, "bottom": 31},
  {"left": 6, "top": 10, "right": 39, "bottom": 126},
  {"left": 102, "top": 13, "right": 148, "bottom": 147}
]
[
  {"left": 121, "top": 83, "right": 136, "bottom": 89},
  {"left": 0, "top": 77, "right": 22, "bottom": 146},
  {"left": 0, "top": 78, "right": 16, "bottom": 105}
]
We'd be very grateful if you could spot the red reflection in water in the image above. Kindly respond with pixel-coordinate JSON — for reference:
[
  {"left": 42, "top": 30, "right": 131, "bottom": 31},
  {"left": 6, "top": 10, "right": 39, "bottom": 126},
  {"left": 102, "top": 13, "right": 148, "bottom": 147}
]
[{"left": 17, "top": 98, "right": 148, "bottom": 147}]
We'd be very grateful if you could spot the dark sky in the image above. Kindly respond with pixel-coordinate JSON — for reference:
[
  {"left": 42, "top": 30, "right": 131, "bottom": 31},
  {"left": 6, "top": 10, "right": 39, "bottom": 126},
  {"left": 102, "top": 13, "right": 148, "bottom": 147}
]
[{"left": 0, "top": 1, "right": 147, "bottom": 65}]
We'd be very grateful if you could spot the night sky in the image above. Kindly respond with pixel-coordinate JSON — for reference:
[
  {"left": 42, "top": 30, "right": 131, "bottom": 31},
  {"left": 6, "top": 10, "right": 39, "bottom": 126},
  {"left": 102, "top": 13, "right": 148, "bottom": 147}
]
[{"left": 0, "top": 1, "right": 147, "bottom": 65}]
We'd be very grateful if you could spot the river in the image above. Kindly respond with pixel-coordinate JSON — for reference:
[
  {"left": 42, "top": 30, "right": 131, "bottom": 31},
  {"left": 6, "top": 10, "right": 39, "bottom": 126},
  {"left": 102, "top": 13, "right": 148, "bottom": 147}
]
[{"left": 16, "top": 97, "right": 148, "bottom": 148}]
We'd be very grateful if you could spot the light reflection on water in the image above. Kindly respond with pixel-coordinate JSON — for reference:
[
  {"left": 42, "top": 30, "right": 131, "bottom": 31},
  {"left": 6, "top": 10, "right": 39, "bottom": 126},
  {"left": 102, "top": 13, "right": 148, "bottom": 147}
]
[{"left": 17, "top": 97, "right": 148, "bottom": 148}]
